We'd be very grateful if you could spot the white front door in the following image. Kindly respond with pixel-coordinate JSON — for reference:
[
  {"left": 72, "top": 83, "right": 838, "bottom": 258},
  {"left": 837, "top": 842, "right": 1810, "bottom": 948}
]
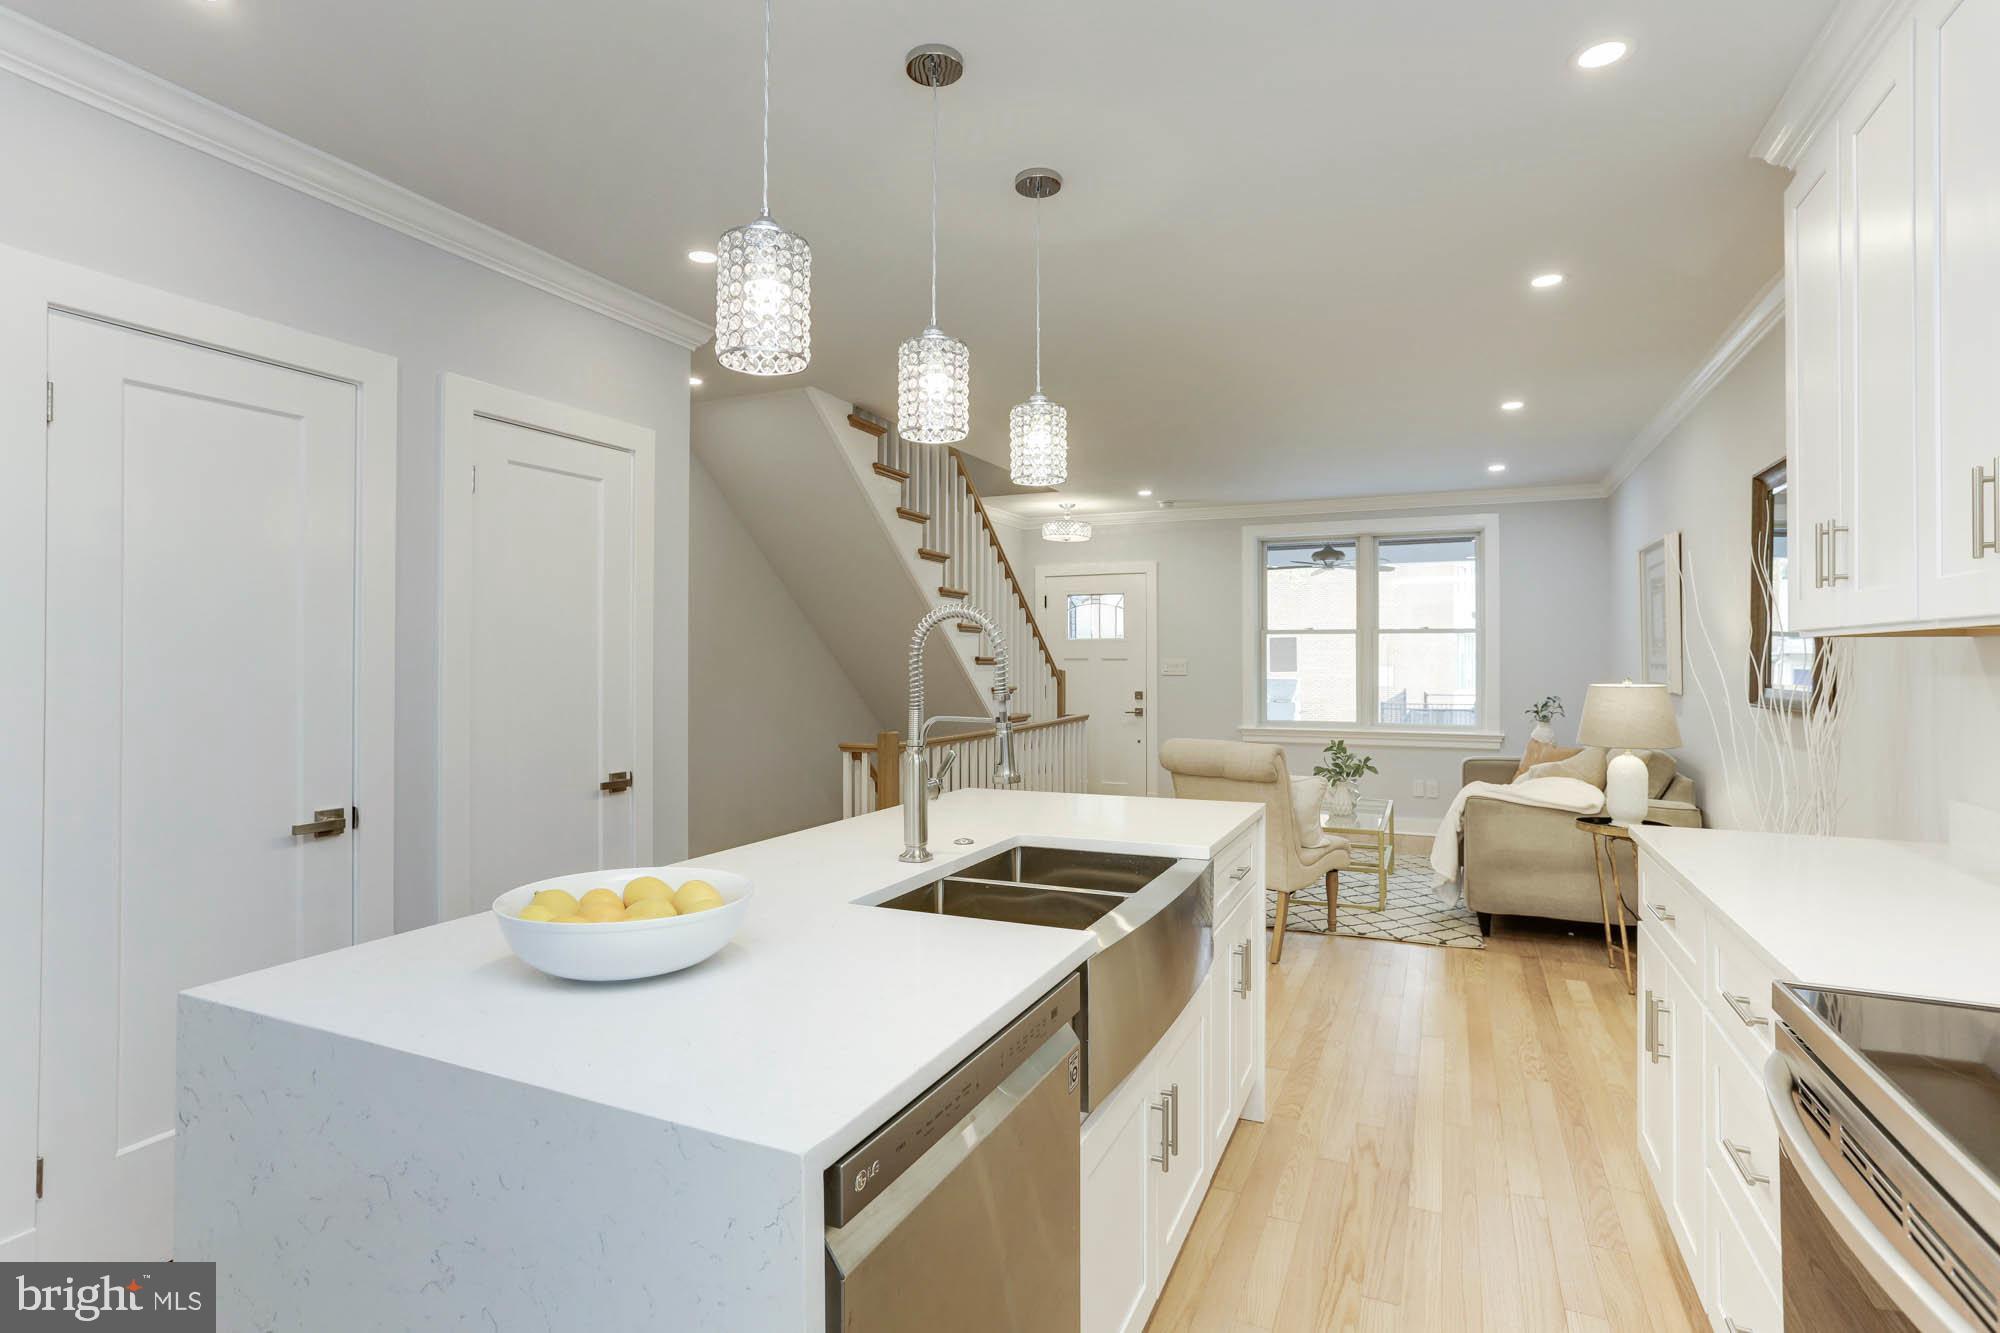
[
  {"left": 467, "top": 414, "right": 638, "bottom": 901},
  {"left": 1044, "top": 571, "right": 1150, "bottom": 795},
  {"left": 38, "top": 312, "right": 362, "bottom": 1260}
]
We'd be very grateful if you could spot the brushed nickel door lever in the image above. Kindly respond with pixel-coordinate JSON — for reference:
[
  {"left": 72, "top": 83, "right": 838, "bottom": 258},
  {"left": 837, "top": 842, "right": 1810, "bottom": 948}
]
[{"left": 290, "top": 807, "right": 347, "bottom": 838}]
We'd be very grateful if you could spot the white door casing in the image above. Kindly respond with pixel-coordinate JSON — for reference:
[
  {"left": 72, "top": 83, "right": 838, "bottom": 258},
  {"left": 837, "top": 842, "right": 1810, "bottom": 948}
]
[
  {"left": 0, "top": 245, "right": 398, "bottom": 1260},
  {"left": 439, "top": 375, "right": 655, "bottom": 922},
  {"left": 1038, "top": 563, "right": 1159, "bottom": 796}
]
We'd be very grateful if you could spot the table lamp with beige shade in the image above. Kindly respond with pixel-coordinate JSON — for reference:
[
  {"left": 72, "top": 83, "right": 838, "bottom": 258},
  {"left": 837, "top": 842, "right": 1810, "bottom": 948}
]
[{"left": 1577, "top": 681, "right": 1682, "bottom": 824}]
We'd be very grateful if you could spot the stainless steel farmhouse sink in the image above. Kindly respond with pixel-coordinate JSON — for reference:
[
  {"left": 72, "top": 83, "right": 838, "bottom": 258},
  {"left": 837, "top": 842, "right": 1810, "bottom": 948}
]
[{"left": 878, "top": 845, "right": 1212, "bottom": 1110}]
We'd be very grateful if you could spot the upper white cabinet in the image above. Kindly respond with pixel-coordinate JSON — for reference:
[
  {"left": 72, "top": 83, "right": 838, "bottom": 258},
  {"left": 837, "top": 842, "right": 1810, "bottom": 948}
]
[{"left": 1784, "top": 0, "right": 2000, "bottom": 634}]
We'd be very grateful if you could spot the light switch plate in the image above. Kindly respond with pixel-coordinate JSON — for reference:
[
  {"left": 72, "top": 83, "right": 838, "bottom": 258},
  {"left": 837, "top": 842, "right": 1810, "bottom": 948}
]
[{"left": 1161, "top": 658, "right": 1189, "bottom": 677}]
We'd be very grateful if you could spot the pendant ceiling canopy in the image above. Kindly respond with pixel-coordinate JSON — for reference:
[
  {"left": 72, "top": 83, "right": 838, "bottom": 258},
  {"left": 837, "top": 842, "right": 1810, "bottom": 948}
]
[{"left": 714, "top": 0, "right": 811, "bottom": 376}]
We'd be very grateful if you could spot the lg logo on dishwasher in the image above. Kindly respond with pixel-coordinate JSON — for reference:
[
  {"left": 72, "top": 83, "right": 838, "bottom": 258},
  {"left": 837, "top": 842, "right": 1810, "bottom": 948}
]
[{"left": 853, "top": 1160, "right": 881, "bottom": 1193}]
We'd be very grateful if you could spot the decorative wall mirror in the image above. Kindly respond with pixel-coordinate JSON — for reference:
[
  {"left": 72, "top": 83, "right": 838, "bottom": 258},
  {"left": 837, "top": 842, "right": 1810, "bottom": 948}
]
[{"left": 1748, "top": 459, "right": 1831, "bottom": 711}]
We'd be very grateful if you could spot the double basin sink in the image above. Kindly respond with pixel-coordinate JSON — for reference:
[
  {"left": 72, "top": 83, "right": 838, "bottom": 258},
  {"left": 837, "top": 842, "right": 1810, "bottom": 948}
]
[{"left": 880, "top": 845, "right": 1213, "bottom": 1110}]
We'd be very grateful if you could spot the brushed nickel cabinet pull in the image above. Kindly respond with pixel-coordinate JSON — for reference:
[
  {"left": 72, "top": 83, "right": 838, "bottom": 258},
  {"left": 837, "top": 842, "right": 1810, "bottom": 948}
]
[
  {"left": 1827, "top": 521, "right": 1850, "bottom": 583},
  {"left": 1649, "top": 902, "right": 1675, "bottom": 924},
  {"left": 290, "top": 807, "right": 347, "bottom": 838},
  {"left": 1976, "top": 462, "right": 2000, "bottom": 560},
  {"left": 1166, "top": 1082, "right": 1181, "bottom": 1157},
  {"left": 600, "top": 770, "right": 635, "bottom": 793},
  {"left": 1234, "top": 941, "right": 1252, "bottom": 997},
  {"left": 1723, "top": 1136, "right": 1770, "bottom": 1186},
  {"left": 1229, "top": 864, "right": 1251, "bottom": 881},
  {"left": 1722, "top": 990, "right": 1769, "bottom": 1029},
  {"left": 1150, "top": 1096, "right": 1172, "bottom": 1172}
]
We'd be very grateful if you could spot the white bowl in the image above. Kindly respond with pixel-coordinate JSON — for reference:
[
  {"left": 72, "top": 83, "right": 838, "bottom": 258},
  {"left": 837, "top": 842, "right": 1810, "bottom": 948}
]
[{"left": 491, "top": 866, "right": 753, "bottom": 982}]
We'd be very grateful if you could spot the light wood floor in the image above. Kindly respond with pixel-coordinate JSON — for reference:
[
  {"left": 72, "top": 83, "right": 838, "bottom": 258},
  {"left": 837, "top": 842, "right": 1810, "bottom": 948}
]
[{"left": 1148, "top": 919, "right": 1706, "bottom": 1333}]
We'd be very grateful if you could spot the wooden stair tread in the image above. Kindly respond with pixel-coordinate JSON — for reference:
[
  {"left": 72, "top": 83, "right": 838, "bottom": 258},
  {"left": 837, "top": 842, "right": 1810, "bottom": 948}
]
[
  {"left": 956, "top": 622, "right": 982, "bottom": 634},
  {"left": 895, "top": 507, "right": 929, "bottom": 524},
  {"left": 872, "top": 462, "right": 911, "bottom": 482},
  {"left": 847, "top": 413, "right": 889, "bottom": 438},
  {"left": 974, "top": 655, "right": 995, "bottom": 666},
  {"left": 938, "top": 585, "right": 969, "bottom": 599},
  {"left": 917, "top": 547, "right": 950, "bottom": 563}
]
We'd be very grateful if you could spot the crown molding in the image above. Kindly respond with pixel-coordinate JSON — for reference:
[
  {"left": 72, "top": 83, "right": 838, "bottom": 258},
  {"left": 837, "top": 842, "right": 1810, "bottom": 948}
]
[
  {"left": 1753, "top": 0, "right": 1915, "bottom": 169},
  {"left": 0, "top": 9, "right": 712, "bottom": 350},
  {"left": 1601, "top": 273, "right": 1784, "bottom": 493},
  {"left": 986, "top": 481, "right": 1608, "bottom": 530}
]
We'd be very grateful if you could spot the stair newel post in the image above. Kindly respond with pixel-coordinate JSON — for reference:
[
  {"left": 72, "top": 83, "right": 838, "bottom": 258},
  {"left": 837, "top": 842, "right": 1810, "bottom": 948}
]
[{"left": 875, "top": 729, "right": 901, "bottom": 808}]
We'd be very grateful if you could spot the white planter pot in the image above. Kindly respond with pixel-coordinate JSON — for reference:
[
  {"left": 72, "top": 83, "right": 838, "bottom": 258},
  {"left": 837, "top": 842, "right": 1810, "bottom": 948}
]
[
  {"left": 1322, "top": 781, "right": 1358, "bottom": 819},
  {"left": 1529, "top": 720, "right": 1556, "bottom": 746}
]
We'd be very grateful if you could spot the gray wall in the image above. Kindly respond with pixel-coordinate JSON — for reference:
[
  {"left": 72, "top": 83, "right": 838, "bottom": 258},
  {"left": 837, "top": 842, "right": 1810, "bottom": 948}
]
[
  {"left": 0, "top": 69, "right": 694, "bottom": 928},
  {"left": 688, "top": 460, "right": 885, "bottom": 855},
  {"left": 1000, "top": 498, "right": 1614, "bottom": 831}
]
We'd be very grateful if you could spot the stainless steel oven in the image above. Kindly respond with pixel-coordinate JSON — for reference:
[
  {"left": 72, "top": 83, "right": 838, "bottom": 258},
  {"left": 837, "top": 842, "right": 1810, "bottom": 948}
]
[
  {"left": 1769, "top": 983, "right": 2000, "bottom": 1333},
  {"left": 823, "top": 974, "right": 1083, "bottom": 1333}
]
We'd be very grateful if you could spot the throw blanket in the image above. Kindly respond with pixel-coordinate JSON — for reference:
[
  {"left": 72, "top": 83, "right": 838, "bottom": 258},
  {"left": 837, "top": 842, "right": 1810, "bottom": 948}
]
[{"left": 1429, "top": 777, "right": 1605, "bottom": 900}]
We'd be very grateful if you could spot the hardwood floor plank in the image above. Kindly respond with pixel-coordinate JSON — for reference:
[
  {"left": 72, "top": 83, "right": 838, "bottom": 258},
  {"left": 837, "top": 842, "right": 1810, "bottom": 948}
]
[
  {"left": 1242, "top": 1218, "right": 1302, "bottom": 1329},
  {"left": 1509, "top": 1194, "right": 1568, "bottom": 1333},
  {"left": 1271, "top": 1157, "right": 1348, "bottom": 1333}
]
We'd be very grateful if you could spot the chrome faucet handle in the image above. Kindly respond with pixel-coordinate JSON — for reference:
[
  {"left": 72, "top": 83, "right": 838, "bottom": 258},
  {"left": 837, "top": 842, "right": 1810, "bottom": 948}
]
[{"left": 926, "top": 748, "right": 957, "bottom": 798}]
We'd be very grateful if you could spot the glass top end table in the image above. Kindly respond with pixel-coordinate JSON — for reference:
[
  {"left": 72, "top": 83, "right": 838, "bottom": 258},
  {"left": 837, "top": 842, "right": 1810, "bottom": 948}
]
[{"left": 1320, "top": 796, "right": 1396, "bottom": 922}]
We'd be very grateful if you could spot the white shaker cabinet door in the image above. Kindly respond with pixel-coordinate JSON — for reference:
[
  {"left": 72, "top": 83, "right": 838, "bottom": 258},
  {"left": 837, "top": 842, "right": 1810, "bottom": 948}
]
[
  {"left": 1080, "top": 1072, "right": 1155, "bottom": 1333},
  {"left": 1917, "top": 0, "right": 2000, "bottom": 622},
  {"left": 1147, "top": 1003, "right": 1209, "bottom": 1268},
  {"left": 1787, "top": 128, "right": 1847, "bottom": 633}
]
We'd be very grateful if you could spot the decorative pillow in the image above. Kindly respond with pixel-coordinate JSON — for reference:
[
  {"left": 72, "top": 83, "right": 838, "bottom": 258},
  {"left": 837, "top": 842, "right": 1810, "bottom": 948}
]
[
  {"left": 1636, "top": 749, "right": 1678, "bottom": 799},
  {"left": 1513, "top": 739, "right": 1581, "bottom": 780},
  {"left": 1289, "top": 776, "right": 1332, "bottom": 849},
  {"left": 1519, "top": 745, "right": 1609, "bottom": 789}
]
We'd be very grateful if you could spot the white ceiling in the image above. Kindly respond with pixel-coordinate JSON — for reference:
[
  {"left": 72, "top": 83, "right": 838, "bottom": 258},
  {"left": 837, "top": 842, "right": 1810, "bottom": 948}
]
[{"left": 13, "top": 0, "right": 1830, "bottom": 516}]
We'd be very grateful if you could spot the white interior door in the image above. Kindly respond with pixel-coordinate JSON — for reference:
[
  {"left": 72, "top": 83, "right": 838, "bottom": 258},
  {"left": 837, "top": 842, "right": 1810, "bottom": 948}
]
[
  {"left": 1043, "top": 571, "right": 1150, "bottom": 796},
  {"left": 38, "top": 311, "right": 361, "bottom": 1260},
  {"left": 467, "top": 414, "right": 638, "bottom": 900}
]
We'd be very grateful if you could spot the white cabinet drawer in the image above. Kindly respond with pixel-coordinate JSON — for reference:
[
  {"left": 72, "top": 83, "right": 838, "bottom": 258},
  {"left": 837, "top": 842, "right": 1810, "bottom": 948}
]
[
  {"left": 1707, "top": 915, "right": 1787, "bottom": 1073},
  {"left": 1213, "top": 824, "right": 1259, "bottom": 918},
  {"left": 1706, "top": 1015, "right": 1781, "bottom": 1251},
  {"left": 1707, "top": 1164, "right": 1783, "bottom": 1333},
  {"left": 1637, "top": 852, "right": 1704, "bottom": 980}
]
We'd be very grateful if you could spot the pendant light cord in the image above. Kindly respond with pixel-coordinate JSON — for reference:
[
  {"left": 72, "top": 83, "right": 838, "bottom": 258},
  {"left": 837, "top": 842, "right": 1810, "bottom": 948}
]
[
  {"left": 1033, "top": 195, "right": 1043, "bottom": 395},
  {"left": 761, "top": 0, "right": 771, "bottom": 216},
  {"left": 928, "top": 81, "right": 940, "bottom": 328}
]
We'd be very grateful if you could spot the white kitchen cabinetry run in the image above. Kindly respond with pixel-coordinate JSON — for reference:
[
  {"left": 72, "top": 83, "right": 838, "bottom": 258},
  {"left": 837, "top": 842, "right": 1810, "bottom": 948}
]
[
  {"left": 1785, "top": 1, "right": 2000, "bottom": 634},
  {"left": 1082, "top": 837, "right": 1265, "bottom": 1333}
]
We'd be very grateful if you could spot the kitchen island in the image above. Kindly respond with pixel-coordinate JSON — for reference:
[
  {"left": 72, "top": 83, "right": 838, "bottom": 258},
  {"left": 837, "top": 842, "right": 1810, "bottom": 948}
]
[{"left": 175, "top": 789, "right": 1266, "bottom": 1331}]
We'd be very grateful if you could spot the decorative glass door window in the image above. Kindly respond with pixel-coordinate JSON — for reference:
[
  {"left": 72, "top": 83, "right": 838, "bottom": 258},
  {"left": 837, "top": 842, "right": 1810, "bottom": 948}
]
[{"left": 1066, "top": 593, "right": 1125, "bottom": 640}]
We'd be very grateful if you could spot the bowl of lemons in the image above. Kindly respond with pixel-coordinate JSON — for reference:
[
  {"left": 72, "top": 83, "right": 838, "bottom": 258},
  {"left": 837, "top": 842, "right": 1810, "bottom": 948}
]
[{"left": 491, "top": 867, "right": 752, "bottom": 981}]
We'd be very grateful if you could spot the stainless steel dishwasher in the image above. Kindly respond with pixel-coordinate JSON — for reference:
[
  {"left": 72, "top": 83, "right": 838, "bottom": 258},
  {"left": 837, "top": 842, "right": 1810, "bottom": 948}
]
[{"left": 824, "top": 974, "right": 1083, "bottom": 1332}]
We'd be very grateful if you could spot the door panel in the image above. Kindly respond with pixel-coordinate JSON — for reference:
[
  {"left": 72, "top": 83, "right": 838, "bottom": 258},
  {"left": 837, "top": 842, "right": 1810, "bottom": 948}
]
[
  {"left": 40, "top": 312, "right": 359, "bottom": 1259},
  {"left": 1081, "top": 1079, "right": 1154, "bottom": 1333},
  {"left": 469, "top": 417, "right": 637, "bottom": 899},
  {"left": 1044, "top": 572, "right": 1149, "bottom": 795}
]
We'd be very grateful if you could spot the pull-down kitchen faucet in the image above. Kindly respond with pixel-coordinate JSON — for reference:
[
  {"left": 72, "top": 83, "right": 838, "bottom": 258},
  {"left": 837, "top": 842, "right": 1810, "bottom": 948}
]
[{"left": 901, "top": 605, "right": 1020, "bottom": 862}]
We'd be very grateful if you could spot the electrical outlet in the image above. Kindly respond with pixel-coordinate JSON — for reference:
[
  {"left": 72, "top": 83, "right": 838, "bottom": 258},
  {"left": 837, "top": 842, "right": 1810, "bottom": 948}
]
[
  {"left": 1426, "top": 778, "right": 1441, "bottom": 799},
  {"left": 1411, "top": 779, "right": 1424, "bottom": 798}
]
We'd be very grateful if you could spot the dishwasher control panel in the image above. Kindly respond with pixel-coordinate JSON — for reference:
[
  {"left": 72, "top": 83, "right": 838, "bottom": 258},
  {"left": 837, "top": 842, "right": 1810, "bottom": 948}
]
[{"left": 825, "top": 972, "right": 1082, "bottom": 1226}]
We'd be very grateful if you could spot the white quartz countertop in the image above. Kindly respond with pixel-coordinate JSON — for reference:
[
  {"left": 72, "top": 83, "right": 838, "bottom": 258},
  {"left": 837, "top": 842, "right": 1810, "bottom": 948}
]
[
  {"left": 183, "top": 789, "right": 1260, "bottom": 1166},
  {"left": 1630, "top": 825, "right": 2000, "bottom": 1005}
]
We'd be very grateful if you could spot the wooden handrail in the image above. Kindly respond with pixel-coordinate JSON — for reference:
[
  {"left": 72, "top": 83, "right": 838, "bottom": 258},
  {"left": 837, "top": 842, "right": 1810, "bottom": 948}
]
[
  {"left": 838, "top": 714, "right": 1088, "bottom": 754},
  {"left": 948, "top": 447, "right": 1068, "bottom": 716}
]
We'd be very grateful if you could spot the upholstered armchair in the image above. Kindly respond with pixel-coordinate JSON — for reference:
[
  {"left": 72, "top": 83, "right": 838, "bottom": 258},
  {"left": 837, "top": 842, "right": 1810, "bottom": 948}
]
[{"left": 1160, "top": 739, "right": 1351, "bottom": 962}]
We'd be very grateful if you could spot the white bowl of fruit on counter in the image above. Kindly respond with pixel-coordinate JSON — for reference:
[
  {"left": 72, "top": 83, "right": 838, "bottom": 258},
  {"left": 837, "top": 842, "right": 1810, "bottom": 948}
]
[{"left": 491, "top": 867, "right": 752, "bottom": 981}]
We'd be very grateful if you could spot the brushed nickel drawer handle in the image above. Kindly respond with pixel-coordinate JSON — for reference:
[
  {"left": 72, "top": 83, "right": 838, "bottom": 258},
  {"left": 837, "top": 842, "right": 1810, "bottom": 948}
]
[
  {"left": 1976, "top": 461, "right": 1998, "bottom": 560},
  {"left": 1723, "top": 1318, "right": 1752, "bottom": 1333},
  {"left": 1722, "top": 991, "right": 1769, "bottom": 1029},
  {"left": 1167, "top": 1082, "right": 1181, "bottom": 1157},
  {"left": 1723, "top": 1136, "right": 1770, "bottom": 1187},
  {"left": 1229, "top": 864, "right": 1251, "bottom": 881},
  {"left": 1649, "top": 902, "right": 1675, "bottom": 924},
  {"left": 1150, "top": 1095, "right": 1172, "bottom": 1172},
  {"left": 1645, "top": 991, "right": 1670, "bottom": 1063},
  {"left": 1827, "top": 521, "right": 1850, "bottom": 583},
  {"left": 1233, "top": 941, "right": 1252, "bottom": 997},
  {"left": 290, "top": 807, "right": 347, "bottom": 838}
]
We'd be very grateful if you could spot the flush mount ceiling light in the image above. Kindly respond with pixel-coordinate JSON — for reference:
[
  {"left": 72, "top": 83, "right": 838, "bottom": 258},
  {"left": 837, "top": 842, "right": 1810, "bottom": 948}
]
[
  {"left": 687, "top": 249, "right": 717, "bottom": 265},
  {"left": 1042, "top": 502, "right": 1091, "bottom": 543},
  {"left": 1530, "top": 272, "right": 1565, "bottom": 289},
  {"left": 897, "top": 45, "right": 971, "bottom": 444},
  {"left": 713, "top": 0, "right": 812, "bottom": 376},
  {"left": 689, "top": 376, "right": 704, "bottom": 387},
  {"left": 1500, "top": 399, "right": 1525, "bottom": 412},
  {"left": 1009, "top": 168, "right": 1068, "bottom": 486},
  {"left": 1137, "top": 489, "right": 1153, "bottom": 497},
  {"left": 1575, "top": 40, "right": 1630, "bottom": 69},
  {"left": 1488, "top": 462, "right": 1507, "bottom": 473}
]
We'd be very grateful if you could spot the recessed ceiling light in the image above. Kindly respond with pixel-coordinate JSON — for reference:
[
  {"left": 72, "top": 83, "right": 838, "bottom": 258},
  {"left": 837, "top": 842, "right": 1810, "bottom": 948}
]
[
  {"left": 687, "top": 249, "right": 717, "bottom": 265},
  {"left": 1488, "top": 463, "right": 1508, "bottom": 473},
  {"left": 1137, "top": 489, "right": 1153, "bottom": 497},
  {"left": 1500, "top": 400, "right": 1525, "bottom": 412},
  {"left": 1575, "top": 40, "right": 1629, "bottom": 69},
  {"left": 1530, "top": 272, "right": 1565, "bottom": 289},
  {"left": 688, "top": 376, "right": 703, "bottom": 387}
]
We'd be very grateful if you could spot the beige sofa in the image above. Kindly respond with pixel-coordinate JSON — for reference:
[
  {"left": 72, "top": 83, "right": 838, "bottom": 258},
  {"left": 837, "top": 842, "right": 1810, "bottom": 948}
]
[
  {"left": 1160, "top": 739, "right": 1351, "bottom": 963},
  {"left": 1457, "top": 756, "right": 1702, "bottom": 933}
]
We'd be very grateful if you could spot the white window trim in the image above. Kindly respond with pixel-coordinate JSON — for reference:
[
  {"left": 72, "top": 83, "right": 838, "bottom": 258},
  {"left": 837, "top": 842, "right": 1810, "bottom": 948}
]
[{"left": 1239, "top": 513, "right": 1502, "bottom": 750}]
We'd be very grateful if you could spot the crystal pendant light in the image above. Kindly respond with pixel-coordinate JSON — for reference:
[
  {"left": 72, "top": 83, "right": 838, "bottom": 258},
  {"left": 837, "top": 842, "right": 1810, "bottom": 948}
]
[
  {"left": 897, "top": 46, "right": 970, "bottom": 444},
  {"left": 714, "top": 0, "right": 811, "bottom": 376},
  {"left": 1010, "top": 169, "right": 1068, "bottom": 486},
  {"left": 1042, "top": 502, "right": 1091, "bottom": 543}
]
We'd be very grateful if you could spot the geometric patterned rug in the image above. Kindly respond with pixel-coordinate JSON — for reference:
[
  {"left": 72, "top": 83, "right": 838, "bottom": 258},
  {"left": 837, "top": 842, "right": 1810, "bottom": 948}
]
[{"left": 1263, "top": 858, "right": 1485, "bottom": 950}]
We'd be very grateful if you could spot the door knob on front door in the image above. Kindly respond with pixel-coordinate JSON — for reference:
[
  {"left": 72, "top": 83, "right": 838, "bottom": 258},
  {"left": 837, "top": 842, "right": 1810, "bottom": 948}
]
[
  {"left": 600, "top": 771, "right": 635, "bottom": 793},
  {"left": 290, "top": 807, "right": 347, "bottom": 838}
]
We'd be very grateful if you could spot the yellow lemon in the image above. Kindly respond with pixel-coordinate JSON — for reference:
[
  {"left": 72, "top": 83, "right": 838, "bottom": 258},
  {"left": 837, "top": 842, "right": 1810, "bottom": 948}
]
[
  {"left": 577, "top": 888, "right": 624, "bottom": 914},
  {"left": 531, "top": 889, "right": 580, "bottom": 916},
  {"left": 622, "top": 875, "right": 674, "bottom": 907},
  {"left": 577, "top": 898, "right": 627, "bottom": 923},
  {"left": 516, "top": 904, "right": 556, "bottom": 922},
  {"left": 548, "top": 912, "right": 587, "bottom": 924},
  {"left": 672, "top": 880, "right": 725, "bottom": 915},
  {"left": 624, "top": 898, "right": 677, "bottom": 921}
]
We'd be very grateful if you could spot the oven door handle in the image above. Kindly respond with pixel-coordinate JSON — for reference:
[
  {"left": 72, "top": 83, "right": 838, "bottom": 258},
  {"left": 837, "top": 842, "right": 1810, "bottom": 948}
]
[{"left": 1762, "top": 1053, "right": 1981, "bottom": 1333}]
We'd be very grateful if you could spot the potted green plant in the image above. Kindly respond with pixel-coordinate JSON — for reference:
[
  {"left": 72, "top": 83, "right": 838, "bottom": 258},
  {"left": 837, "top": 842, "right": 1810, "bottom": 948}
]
[
  {"left": 1524, "top": 695, "right": 1565, "bottom": 745},
  {"left": 1313, "top": 739, "right": 1378, "bottom": 819}
]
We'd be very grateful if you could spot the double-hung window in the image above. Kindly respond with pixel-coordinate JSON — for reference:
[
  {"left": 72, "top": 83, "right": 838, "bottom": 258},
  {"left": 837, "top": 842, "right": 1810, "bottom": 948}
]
[{"left": 1245, "top": 515, "right": 1499, "bottom": 743}]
